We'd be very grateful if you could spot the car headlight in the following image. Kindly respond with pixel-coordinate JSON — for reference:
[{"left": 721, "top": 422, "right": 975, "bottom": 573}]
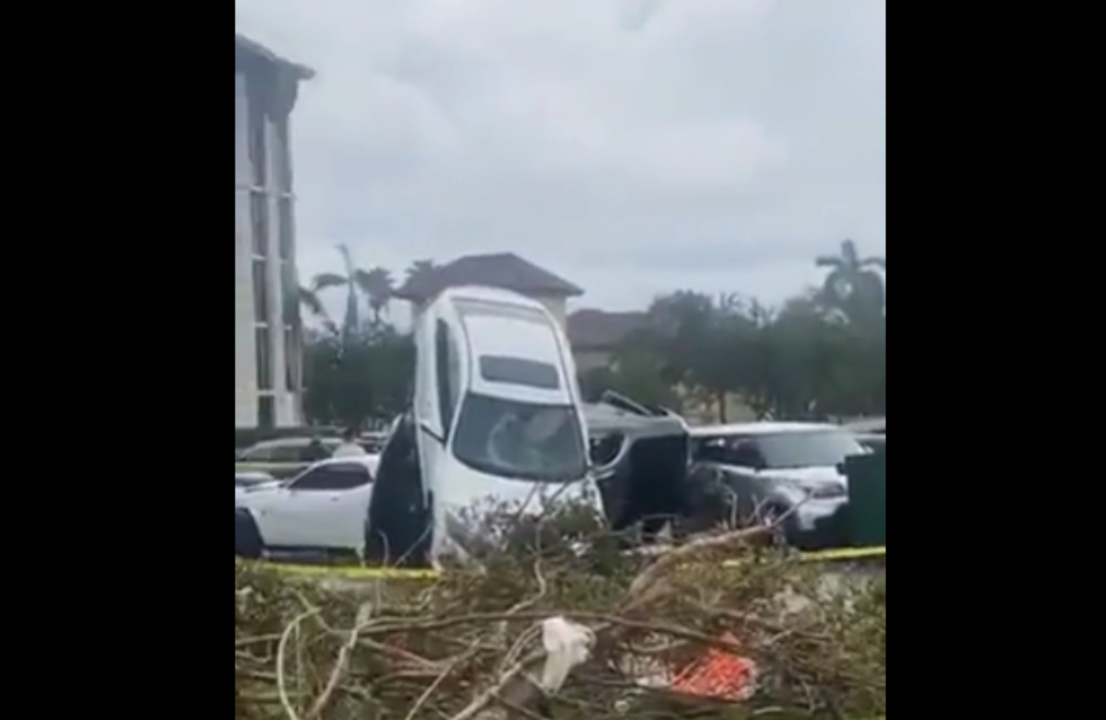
[{"left": 778, "top": 480, "right": 845, "bottom": 500}]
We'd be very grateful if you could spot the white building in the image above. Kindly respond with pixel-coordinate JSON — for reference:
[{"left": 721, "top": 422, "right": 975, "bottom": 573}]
[{"left": 235, "top": 34, "right": 313, "bottom": 428}]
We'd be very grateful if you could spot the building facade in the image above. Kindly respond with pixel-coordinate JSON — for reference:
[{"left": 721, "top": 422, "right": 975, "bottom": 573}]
[{"left": 235, "top": 35, "right": 313, "bottom": 428}]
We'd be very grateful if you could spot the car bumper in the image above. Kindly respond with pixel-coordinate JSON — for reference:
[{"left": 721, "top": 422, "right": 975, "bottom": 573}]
[{"left": 786, "top": 498, "right": 850, "bottom": 551}]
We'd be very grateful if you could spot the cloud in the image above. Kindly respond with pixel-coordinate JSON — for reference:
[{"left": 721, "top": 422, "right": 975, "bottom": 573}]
[{"left": 236, "top": 0, "right": 885, "bottom": 312}]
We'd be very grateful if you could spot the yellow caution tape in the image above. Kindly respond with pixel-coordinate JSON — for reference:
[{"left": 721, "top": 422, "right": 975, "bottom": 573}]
[
  {"left": 241, "top": 545, "right": 884, "bottom": 581},
  {"left": 238, "top": 560, "right": 440, "bottom": 580},
  {"left": 798, "top": 545, "right": 886, "bottom": 563},
  {"left": 721, "top": 545, "right": 886, "bottom": 567}
]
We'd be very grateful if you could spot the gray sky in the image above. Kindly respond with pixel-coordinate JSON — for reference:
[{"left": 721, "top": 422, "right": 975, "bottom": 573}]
[{"left": 236, "top": 0, "right": 885, "bottom": 313}]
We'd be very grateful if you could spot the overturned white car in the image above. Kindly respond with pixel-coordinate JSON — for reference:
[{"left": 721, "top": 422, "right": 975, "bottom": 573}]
[{"left": 365, "top": 286, "right": 601, "bottom": 565}]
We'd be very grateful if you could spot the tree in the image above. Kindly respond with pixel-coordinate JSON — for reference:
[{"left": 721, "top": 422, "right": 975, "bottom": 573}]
[
  {"left": 815, "top": 239, "right": 886, "bottom": 323},
  {"left": 311, "top": 245, "right": 391, "bottom": 338},
  {"left": 404, "top": 259, "right": 437, "bottom": 289},
  {"left": 360, "top": 267, "right": 394, "bottom": 324},
  {"left": 579, "top": 334, "right": 681, "bottom": 410},
  {"left": 295, "top": 285, "right": 336, "bottom": 334},
  {"left": 302, "top": 324, "right": 414, "bottom": 428}
]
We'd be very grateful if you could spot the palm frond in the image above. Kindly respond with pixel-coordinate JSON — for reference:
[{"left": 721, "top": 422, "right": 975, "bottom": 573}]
[
  {"left": 336, "top": 243, "right": 356, "bottom": 276},
  {"left": 297, "top": 287, "right": 329, "bottom": 321},
  {"left": 312, "top": 273, "right": 347, "bottom": 291}
]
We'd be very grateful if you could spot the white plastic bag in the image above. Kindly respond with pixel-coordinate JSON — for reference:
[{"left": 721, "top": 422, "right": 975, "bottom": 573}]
[{"left": 535, "top": 616, "right": 595, "bottom": 693}]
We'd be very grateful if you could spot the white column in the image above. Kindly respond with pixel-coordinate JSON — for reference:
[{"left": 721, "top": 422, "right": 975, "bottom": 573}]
[{"left": 235, "top": 71, "right": 258, "bottom": 427}]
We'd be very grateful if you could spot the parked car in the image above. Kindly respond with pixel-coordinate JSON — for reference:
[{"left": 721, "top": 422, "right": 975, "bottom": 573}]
[
  {"left": 234, "top": 455, "right": 379, "bottom": 561},
  {"left": 685, "top": 422, "right": 869, "bottom": 549},
  {"left": 235, "top": 471, "right": 276, "bottom": 492},
  {"left": 358, "top": 431, "right": 389, "bottom": 454},
  {"left": 854, "top": 432, "right": 886, "bottom": 452},
  {"left": 844, "top": 417, "right": 886, "bottom": 435},
  {"left": 235, "top": 437, "right": 341, "bottom": 479}
]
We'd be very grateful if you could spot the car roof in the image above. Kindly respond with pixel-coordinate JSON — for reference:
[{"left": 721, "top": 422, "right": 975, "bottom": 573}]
[
  {"left": 844, "top": 417, "right": 886, "bottom": 433},
  {"left": 309, "top": 454, "right": 381, "bottom": 471},
  {"left": 689, "top": 421, "right": 839, "bottom": 437},
  {"left": 249, "top": 437, "right": 340, "bottom": 449}
]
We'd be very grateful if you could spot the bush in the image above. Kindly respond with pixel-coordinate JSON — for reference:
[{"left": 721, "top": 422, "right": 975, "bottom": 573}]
[{"left": 235, "top": 507, "right": 885, "bottom": 720}]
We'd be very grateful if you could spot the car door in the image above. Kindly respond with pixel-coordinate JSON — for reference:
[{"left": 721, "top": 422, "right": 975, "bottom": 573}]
[
  {"left": 259, "top": 463, "right": 373, "bottom": 549},
  {"left": 413, "top": 314, "right": 463, "bottom": 497}
]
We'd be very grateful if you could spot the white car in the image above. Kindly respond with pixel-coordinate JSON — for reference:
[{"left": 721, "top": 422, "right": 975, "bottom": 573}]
[
  {"left": 687, "top": 422, "right": 868, "bottom": 545},
  {"left": 234, "top": 454, "right": 379, "bottom": 559},
  {"left": 361, "top": 286, "right": 599, "bottom": 565}
]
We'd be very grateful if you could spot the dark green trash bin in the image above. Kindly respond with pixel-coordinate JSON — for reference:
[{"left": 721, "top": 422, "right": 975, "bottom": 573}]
[{"left": 845, "top": 452, "right": 886, "bottom": 547}]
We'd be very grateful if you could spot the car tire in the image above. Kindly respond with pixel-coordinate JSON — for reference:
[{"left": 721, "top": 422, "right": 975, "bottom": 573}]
[{"left": 235, "top": 511, "right": 264, "bottom": 559}]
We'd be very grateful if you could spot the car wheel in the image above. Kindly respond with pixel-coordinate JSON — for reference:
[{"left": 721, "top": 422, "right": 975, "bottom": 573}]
[{"left": 235, "top": 511, "right": 264, "bottom": 559}]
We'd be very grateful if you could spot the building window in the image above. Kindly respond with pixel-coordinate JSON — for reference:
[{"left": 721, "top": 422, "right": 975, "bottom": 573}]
[
  {"left": 278, "top": 197, "right": 294, "bottom": 260},
  {"left": 284, "top": 324, "right": 298, "bottom": 391},
  {"left": 255, "top": 325, "right": 273, "bottom": 391},
  {"left": 252, "top": 259, "right": 270, "bottom": 323},
  {"left": 250, "top": 191, "right": 268, "bottom": 257},
  {"left": 247, "top": 85, "right": 267, "bottom": 188},
  {"left": 281, "top": 262, "right": 298, "bottom": 327},
  {"left": 274, "top": 117, "right": 292, "bottom": 193},
  {"left": 258, "top": 393, "right": 275, "bottom": 430}
]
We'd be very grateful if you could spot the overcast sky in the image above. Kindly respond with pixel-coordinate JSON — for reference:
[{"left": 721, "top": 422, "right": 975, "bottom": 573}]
[{"left": 236, "top": 0, "right": 885, "bottom": 314}]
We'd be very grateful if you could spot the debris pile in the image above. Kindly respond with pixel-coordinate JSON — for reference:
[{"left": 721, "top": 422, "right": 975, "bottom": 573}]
[{"left": 235, "top": 526, "right": 885, "bottom": 720}]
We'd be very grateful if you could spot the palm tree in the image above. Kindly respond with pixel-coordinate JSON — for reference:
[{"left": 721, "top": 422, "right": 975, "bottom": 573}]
[
  {"left": 404, "top": 259, "right": 437, "bottom": 289},
  {"left": 310, "top": 244, "right": 376, "bottom": 339},
  {"left": 295, "top": 285, "right": 337, "bottom": 335},
  {"left": 359, "top": 267, "right": 394, "bottom": 324},
  {"left": 815, "top": 239, "right": 885, "bottom": 320}
]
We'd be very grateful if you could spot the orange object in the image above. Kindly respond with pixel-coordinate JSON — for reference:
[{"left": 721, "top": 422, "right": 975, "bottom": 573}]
[{"left": 671, "top": 632, "right": 757, "bottom": 701}]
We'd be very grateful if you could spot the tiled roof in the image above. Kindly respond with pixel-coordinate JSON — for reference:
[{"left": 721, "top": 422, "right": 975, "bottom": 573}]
[
  {"left": 235, "top": 33, "right": 315, "bottom": 79},
  {"left": 394, "top": 252, "right": 583, "bottom": 301},
  {"left": 567, "top": 308, "right": 648, "bottom": 350}
]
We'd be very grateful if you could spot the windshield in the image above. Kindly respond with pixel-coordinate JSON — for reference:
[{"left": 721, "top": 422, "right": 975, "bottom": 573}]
[
  {"left": 451, "top": 392, "right": 588, "bottom": 482},
  {"left": 757, "top": 430, "right": 866, "bottom": 469}
]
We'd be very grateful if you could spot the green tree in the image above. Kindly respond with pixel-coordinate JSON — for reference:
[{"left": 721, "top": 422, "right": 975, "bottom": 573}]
[
  {"left": 302, "top": 324, "right": 414, "bottom": 428},
  {"left": 578, "top": 336, "right": 680, "bottom": 410}
]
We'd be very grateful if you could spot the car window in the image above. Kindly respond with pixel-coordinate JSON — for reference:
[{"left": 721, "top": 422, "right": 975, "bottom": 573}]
[
  {"left": 726, "top": 440, "right": 766, "bottom": 469},
  {"left": 687, "top": 462, "right": 721, "bottom": 485},
  {"left": 267, "top": 443, "right": 310, "bottom": 463},
  {"left": 239, "top": 444, "right": 277, "bottom": 462},
  {"left": 435, "top": 320, "right": 461, "bottom": 437},
  {"left": 754, "top": 431, "right": 865, "bottom": 469},
  {"left": 289, "top": 463, "right": 373, "bottom": 491},
  {"left": 478, "top": 355, "right": 560, "bottom": 390},
  {"left": 452, "top": 393, "right": 587, "bottom": 483}
]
